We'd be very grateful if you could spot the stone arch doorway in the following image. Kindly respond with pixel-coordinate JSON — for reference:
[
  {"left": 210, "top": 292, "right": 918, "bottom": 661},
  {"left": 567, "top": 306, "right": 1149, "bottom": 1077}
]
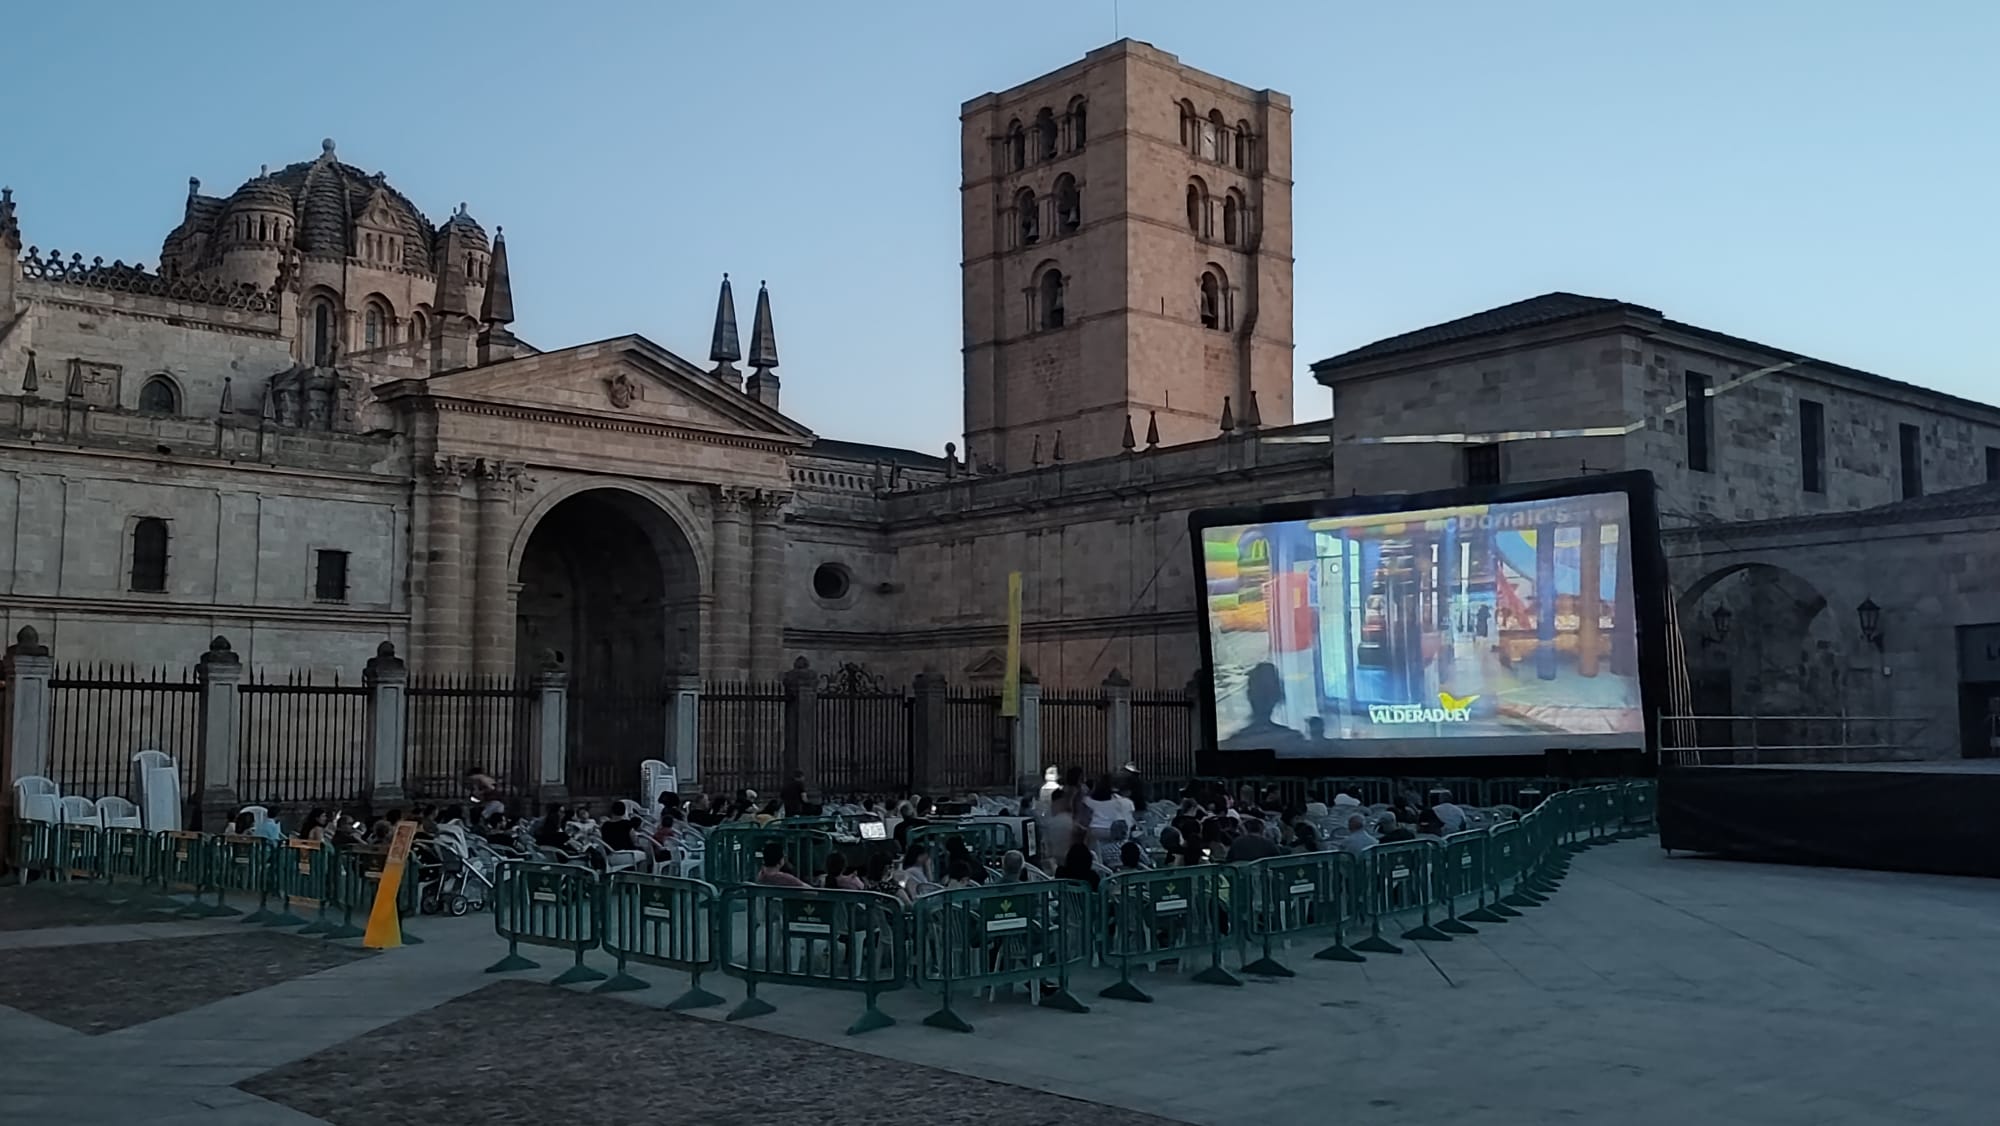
[
  {"left": 1678, "top": 561, "right": 1842, "bottom": 745},
  {"left": 514, "top": 487, "right": 702, "bottom": 794}
]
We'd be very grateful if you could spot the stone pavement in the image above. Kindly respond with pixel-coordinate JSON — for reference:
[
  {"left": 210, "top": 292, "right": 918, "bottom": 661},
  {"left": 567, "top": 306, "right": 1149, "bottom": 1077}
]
[{"left": 2, "top": 842, "right": 1996, "bottom": 1125}]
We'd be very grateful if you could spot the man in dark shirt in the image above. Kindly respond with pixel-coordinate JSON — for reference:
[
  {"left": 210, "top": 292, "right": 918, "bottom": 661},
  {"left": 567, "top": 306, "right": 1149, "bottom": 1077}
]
[
  {"left": 780, "top": 771, "right": 808, "bottom": 817},
  {"left": 1225, "top": 817, "right": 1284, "bottom": 862}
]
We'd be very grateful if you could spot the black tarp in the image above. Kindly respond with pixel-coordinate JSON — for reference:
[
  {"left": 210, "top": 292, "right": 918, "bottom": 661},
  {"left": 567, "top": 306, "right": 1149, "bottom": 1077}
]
[{"left": 1659, "top": 765, "right": 2000, "bottom": 878}]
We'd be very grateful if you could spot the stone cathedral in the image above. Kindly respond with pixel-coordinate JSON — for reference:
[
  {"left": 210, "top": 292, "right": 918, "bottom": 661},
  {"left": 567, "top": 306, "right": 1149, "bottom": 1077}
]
[{"left": 5, "top": 40, "right": 2000, "bottom": 749}]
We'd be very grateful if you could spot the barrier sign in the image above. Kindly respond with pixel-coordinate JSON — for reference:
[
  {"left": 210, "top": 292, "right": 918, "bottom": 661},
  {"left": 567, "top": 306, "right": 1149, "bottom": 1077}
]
[{"left": 363, "top": 820, "right": 420, "bottom": 949}]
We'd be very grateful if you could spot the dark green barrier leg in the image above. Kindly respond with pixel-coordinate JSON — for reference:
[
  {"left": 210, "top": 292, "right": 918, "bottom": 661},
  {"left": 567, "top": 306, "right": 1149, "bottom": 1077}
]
[
  {"left": 485, "top": 937, "right": 539, "bottom": 973},
  {"left": 297, "top": 900, "right": 332, "bottom": 936},
  {"left": 665, "top": 970, "right": 725, "bottom": 1012},
  {"left": 1099, "top": 956, "right": 1154, "bottom": 1003},
  {"left": 241, "top": 881, "right": 276, "bottom": 926},
  {"left": 922, "top": 974, "right": 975, "bottom": 1033},
  {"left": 727, "top": 980, "right": 776, "bottom": 1021},
  {"left": 550, "top": 945, "right": 603, "bottom": 986},
  {"left": 1241, "top": 932, "right": 1294, "bottom": 978},
  {"left": 1352, "top": 912, "right": 1403, "bottom": 955},
  {"left": 322, "top": 900, "right": 364, "bottom": 941},
  {"left": 1437, "top": 893, "right": 1478, "bottom": 936},
  {"left": 1192, "top": 937, "right": 1244, "bottom": 986},
  {"left": 594, "top": 953, "right": 650, "bottom": 994},
  {"left": 1463, "top": 882, "right": 1507, "bottom": 924},
  {"left": 849, "top": 987, "right": 896, "bottom": 1035},
  {"left": 1039, "top": 961, "right": 1089, "bottom": 1013},
  {"left": 1312, "top": 912, "right": 1366, "bottom": 962}
]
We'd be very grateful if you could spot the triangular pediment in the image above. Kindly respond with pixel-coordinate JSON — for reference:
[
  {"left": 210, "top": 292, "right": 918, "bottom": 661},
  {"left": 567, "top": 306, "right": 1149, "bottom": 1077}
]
[{"left": 422, "top": 334, "right": 811, "bottom": 441}]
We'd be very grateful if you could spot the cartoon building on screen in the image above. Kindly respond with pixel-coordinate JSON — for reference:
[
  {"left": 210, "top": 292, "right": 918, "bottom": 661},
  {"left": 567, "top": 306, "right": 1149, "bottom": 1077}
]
[{"left": 1207, "top": 495, "right": 1643, "bottom": 750}]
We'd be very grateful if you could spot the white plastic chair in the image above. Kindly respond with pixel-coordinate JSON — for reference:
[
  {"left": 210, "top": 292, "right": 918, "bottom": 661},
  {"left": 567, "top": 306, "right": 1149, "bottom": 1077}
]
[
  {"left": 94, "top": 796, "right": 143, "bottom": 829},
  {"left": 131, "top": 750, "right": 183, "bottom": 833},
  {"left": 58, "top": 795, "right": 102, "bottom": 827},
  {"left": 237, "top": 805, "right": 270, "bottom": 829},
  {"left": 13, "top": 777, "right": 61, "bottom": 823}
]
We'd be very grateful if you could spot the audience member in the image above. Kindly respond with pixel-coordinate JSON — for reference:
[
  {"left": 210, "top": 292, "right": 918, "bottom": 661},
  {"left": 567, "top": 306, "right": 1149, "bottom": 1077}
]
[
  {"left": 1342, "top": 814, "right": 1378, "bottom": 855},
  {"left": 1227, "top": 817, "right": 1284, "bottom": 862},
  {"left": 1056, "top": 842, "right": 1100, "bottom": 889},
  {"left": 822, "top": 851, "right": 865, "bottom": 891},
  {"left": 755, "top": 841, "right": 808, "bottom": 887}
]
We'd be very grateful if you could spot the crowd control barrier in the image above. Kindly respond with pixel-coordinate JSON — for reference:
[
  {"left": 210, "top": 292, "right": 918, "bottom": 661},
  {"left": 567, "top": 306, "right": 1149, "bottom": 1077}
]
[
  {"left": 1464, "top": 821, "right": 1524, "bottom": 924},
  {"left": 704, "top": 825, "right": 836, "bottom": 887},
  {"left": 596, "top": 871, "right": 726, "bottom": 1010},
  {"left": 911, "top": 879, "right": 1092, "bottom": 1032},
  {"left": 1233, "top": 850, "right": 1360, "bottom": 976},
  {"left": 1096, "top": 864, "right": 1239, "bottom": 1002},
  {"left": 487, "top": 861, "right": 602, "bottom": 984},
  {"left": 720, "top": 884, "right": 908, "bottom": 1034},
  {"left": 1434, "top": 831, "right": 1487, "bottom": 936}
]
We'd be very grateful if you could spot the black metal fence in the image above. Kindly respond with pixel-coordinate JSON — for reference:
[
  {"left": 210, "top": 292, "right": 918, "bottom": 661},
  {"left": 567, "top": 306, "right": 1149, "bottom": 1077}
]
[
  {"left": 236, "top": 670, "right": 368, "bottom": 808},
  {"left": 934, "top": 687, "right": 1009, "bottom": 794},
  {"left": 567, "top": 680, "right": 667, "bottom": 801},
  {"left": 698, "top": 680, "right": 785, "bottom": 797},
  {"left": 1040, "top": 688, "right": 1110, "bottom": 776},
  {"left": 815, "top": 666, "right": 912, "bottom": 796},
  {"left": 47, "top": 664, "right": 203, "bottom": 800},
  {"left": 1131, "top": 688, "right": 1197, "bottom": 781},
  {"left": 403, "top": 674, "right": 535, "bottom": 803}
]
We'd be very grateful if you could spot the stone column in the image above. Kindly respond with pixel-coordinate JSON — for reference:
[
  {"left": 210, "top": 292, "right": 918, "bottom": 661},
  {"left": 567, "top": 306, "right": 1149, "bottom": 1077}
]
[
  {"left": 910, "top": 672, "right": 948, "bottom": 798},
  {"left": 782, "top": 656, "right": 818, "bottom": 783},
  {"left": 747, "top": 489, "right": 792, "bottom": 680},
  {"left": 708, "top": 488, "right": 750, "bottom": 676},
  {"left": 664, "top": 673, "right": 702, "bottom": 791},
  {"left": 472, "top": 459, "right": 526, "bottom": 677},
  {"left": 529, "top": 656, "right": 569, "bottom": 807},
  {"left": 1014, "top": 671, "right": 1042, "bottom": 797},
  {"left": 2, "top": 627, "right": 53, "bottom": 786},
  {"left": 1103, "top": 668, "right": 1133, "bottom": 774},
  {"left": 363, "top": 641, "right": 409, "bottom": 809},
  {"left": 419, "top": 455, "right": 470, "bottom": 673},
  {"left": 196, "top": 636, "right": 243, "bottom": 832}
]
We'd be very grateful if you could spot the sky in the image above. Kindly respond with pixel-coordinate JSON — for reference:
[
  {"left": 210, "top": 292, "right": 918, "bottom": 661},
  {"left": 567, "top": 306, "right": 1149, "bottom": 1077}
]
[{"left": 5, "top": 1, "right": 1995, "bottom": 452}]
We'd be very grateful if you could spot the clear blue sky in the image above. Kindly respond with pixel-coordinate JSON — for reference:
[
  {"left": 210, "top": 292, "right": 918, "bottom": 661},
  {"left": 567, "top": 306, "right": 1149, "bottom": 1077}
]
[{"left": 6, "top": 1, "right": 1994, "bottom": 452}]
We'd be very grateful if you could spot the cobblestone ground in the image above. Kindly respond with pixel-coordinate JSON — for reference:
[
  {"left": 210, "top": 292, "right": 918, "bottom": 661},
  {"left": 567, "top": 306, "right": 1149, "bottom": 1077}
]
[
  {"left": 245, "top": 979, "right": 1183, "bottom": 1126},
  {"left": 0, "top": 882, "right": 180, "bottom": 931}
]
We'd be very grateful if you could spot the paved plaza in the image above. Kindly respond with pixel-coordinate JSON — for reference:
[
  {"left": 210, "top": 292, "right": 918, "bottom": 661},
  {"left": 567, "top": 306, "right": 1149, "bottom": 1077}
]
[{"left": 2, "top": 841, "right": 1995, "bottom": 1125}]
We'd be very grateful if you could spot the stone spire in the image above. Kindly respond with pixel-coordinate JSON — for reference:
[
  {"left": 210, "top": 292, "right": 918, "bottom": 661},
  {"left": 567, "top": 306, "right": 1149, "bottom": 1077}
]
[
  {"left": 1052, "top": 430, "right": 1066, "bottom": 462},
  {"left": 1219, "top": 395, "right": 1236, "bottom": 434},
  {"left": 1145, "top": 410, "right": 1160, "bottom": 449},
  {"left": 745, "top": 280, "right": 780, "bottom": 410},
  {"left": 21, "top": 349, "right": 38, "bottom": 397},
  {"left": 1243, "top": 389, "right": 1262, "bottom": 429},
  {"left": 476, "top": 227, "right": 520, "bottom": 366},
  {"left": 709, "top": 273, "right": 743, "bottom": 390},
  {"left": 0, "top": 189, "right": 18, "bottom": 320},
  {"left": 0, "top": 187, "right": 19, "bottom": 252},
  {"left": 1121, "top": 414, "right": 1136, "bottom": 452},
  {"left": 430, "top": 204, "right": 477, "bottom": 373}
]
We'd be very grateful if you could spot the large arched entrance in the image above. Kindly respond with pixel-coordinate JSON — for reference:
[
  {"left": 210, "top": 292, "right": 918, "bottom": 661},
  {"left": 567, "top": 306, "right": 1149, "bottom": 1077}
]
[
  {"left": 514, "top": 487, "right": 702, "bottom": 796},
  {"left": 1679, "top": 561, "right": 1842, "bottom": 748}
]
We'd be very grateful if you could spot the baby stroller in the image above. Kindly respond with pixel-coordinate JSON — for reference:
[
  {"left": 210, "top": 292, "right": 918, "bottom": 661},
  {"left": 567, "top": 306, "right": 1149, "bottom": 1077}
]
[{"left": 424, "top": 825, "right": 507, "bottom": 916}]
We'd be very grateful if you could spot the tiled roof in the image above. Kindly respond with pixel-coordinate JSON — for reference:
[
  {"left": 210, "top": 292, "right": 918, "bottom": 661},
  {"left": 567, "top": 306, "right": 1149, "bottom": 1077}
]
[
  {"left": 1313, "top": 292, "right": 1647, "bottom": 371},
  {"left": 807, "top": 437, "right": 946, "bottom": 469},
  {"left": 1669, "top": 481, "right": 2000, "bottom": 540}
]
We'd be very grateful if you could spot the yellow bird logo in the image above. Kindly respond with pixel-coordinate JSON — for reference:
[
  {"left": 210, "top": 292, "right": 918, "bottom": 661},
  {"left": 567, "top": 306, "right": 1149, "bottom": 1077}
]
[{"left": 1439, "top": 691, "right": 1480, "bottom": 712}]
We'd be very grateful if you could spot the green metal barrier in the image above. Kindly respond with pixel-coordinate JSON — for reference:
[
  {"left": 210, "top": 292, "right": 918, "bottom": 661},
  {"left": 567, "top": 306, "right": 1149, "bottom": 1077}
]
[
  {"left": 596, "top": 872, "right": 726, "bottom": 1010},
  {"left": 266, "top": 840, "right": 328, "bottom": 929},
  {"left": 908, "top": 822, "right": 1015, "bottom": 868},
  {"left": 212, "top": 835, "right": 278, "bottom": 922},
  {"left": 156, "top": 830, "right": 231, "bottom": 917},
  {"left": 704, "top": 825, "right": 836, "bottom": 886},
  {"left": 911, "top": 879, "right": 1092, "bottom": 1032},
  {"left": 1351, "top": 840, "right": 1437, "bottom": 952},
  {"left": 51, "top": 823, "right": 103, "bottom": 883},
  {"left": 8, "top": 819, "right": 53, "bottom": 884},
  {"left": 487, "top": 860, "right": 603, "bottom": 984},
  {"left": 1097, "top": 864, "right": 1239, "bottom": 1002},
  {"left": 1435, "top": 831, "right": 1487, "bottom": 936},
  {"left": 327, "top": 845, "right": 425, "bottom": 945},
  {"left": 1621, "top": 781, "right": 1656, "bottom": 835},
  {"left": 1236, "top": 851, "right": 1360, "bottom": 976},
  {"left": 101, "top": 826, "right": 151, "bottom": 886},
  {"left": 1511, "top": 807, "right": 1556, "bottom": 902},
  {"left": 1464, "top": 821, "right": 1524, "bottom": 923},
  {"left": 719, "top": 884, "right": 908, "bottom": 1034}
]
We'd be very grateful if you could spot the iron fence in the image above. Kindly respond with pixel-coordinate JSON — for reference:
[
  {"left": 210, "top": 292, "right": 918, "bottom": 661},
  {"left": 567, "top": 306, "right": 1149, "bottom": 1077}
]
[
  {"left": 935, "top": 687, "right": 1009, "bottom": 794},
  {"left": 1131, "top": 689, "right": 1197, "bottom": 782},
  {"left": 1040, "top": 688, "right": 1109, "bottom": 776},
  {"left": 403, "top": 674, "right": 536, "bottom": 803},
  {"left": 815, "top": 665, "right": 912, "bottom": 796},
  {"left": 698, "top": 680, "right": 784, "bottom": 797},
  {"left": 567, "top": 680, "right": 667, "bottom": 800},
  {"left": 236, "top": 670, "right": 368, "bottom": 808},
  {"left": 47, "top": 663, "right": 203, "bottom": 800}
]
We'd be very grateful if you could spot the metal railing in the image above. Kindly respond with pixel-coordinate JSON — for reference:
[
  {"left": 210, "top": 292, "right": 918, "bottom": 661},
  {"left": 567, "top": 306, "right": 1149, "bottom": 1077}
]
[
  {"left": 237, "top": 670, "right": 368, "bottom": 806},
  {"left": 1655, "top": 713, "right": 1934, "bottom": 766},
  {"left": 47, "top": 664, "right": 203, "bottom": 800}
]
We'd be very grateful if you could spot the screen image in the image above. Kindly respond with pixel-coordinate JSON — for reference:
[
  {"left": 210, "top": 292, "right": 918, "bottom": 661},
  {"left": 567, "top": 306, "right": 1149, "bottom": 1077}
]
[{"left": 1200, "top": 490, "right": 1645, "bottom": 757}]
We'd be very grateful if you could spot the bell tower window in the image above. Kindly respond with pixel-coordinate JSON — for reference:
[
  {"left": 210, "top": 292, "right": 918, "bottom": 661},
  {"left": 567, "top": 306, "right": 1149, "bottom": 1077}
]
[
  {"left": 1005, "top": 120, "right": 1026, "bottom": 172},
  {"left": 1038, "top": 269, "right": 1067, "bottom": 331},
  {"left": 1035, "top": 108, "right": 1058, "bottom": 162},
  {"left": 1015, "top": 188, "right": 1039, "bottom": 247},
  {"left": 1054, "top": 175, "right": 1080, "bottom": 235},
  {"left": 311, "top": 300, "right": 336, "bottom": 365}
]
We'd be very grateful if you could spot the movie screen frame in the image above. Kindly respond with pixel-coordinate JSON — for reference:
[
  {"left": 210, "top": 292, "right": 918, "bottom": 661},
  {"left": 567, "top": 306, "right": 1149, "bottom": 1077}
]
[{"left": 1189, "top": 471, "right": 1672, "bottom": 771}]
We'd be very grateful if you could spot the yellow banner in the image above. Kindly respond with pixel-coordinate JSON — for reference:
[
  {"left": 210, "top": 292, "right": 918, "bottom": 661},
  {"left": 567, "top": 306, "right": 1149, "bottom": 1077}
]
[
  {"left": 362, "top": 819, "right": 420, "bottom": 949},
  {"left": 1001, "top": 570, "right": 1022, "bottom": 717}
]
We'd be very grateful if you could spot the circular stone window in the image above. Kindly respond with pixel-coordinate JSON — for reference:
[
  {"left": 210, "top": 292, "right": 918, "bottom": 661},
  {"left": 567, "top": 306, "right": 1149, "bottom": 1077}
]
[{"left": 812, "top": 562, "right": 852, "bottom": 602}]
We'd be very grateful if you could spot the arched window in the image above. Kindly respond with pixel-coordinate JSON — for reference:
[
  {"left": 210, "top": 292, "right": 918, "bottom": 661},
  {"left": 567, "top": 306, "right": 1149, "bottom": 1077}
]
[
  {"left": 1015, "top": 188, "right": 1040, "bottom": 247},
  {"left": 137, "top": 376, "right": 178, "bottom": 415},
  {"left": 364, "top": 306, "right": 383, "bottom": 350},
  {"left": 1235, "top": 121, "right": 1253, "bottom": 169},
  {"left": 1200, "top": 270, "right": 1224, "bottom": 330},
  {"left": 1038, "top": 269, "right": 1066, "bottom": 331},
  {"left": 1054, "top": 174, "right": 1081, "bottom": 235},
  {"left": 1068, "top": 97, "right": 1088, "bottom": 149},
  {"left": 1223, "top": 192, "right": 1242, "bottom": 245},
  {"left": 408, "top": 309, "right": 429, "bottom": 343},
  {"left": 1202, "top": 110, "right": 1224, "bottom": 162},
  {"left": 1005, "top": 120, "right": 1026, "bottom": 172},
  {"left": 311, "top": 299, "right": 337, "bottom": 366},
  {"left": 1035, "top": 108, "right": 1058, "bottom": 162},
  {"left": 130, "top": 517, "right": 169, "bottom": 593},
  {"left": 1185, "top": 180, "right": 1208, "bottom": 235},
  {"left": 1178, "top": 100, "right": 1199, "bottom": 149}
]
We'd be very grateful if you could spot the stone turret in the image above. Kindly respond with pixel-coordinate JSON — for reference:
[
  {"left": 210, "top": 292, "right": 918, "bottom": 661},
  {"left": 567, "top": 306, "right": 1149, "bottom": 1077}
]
[
  {"left": 709, "top": 273, "right": 743, "bottom": 391},
  {"left": 745, "top": 280, "right": 780, "bottom": 411},
  {"left": 0, "top": 187, "right": 18, "bottom": 329},
  {"left": 429, "top": 203, "right": 483, "bottom": 373},
  {"left": 476, "top": 227, "right": 519, "bottom": 365}
]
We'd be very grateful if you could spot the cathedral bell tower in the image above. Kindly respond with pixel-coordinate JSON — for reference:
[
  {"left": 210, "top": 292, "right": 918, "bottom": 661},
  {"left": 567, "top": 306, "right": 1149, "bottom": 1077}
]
[{"left": 960, "top": 40, "right": 1295, "bottom": 472}]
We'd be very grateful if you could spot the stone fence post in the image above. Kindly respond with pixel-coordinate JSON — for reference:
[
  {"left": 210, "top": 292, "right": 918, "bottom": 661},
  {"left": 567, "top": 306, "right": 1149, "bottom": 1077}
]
[
  {"left": 196, "top": 636, "right": 243, "bottom": 831},
  {"left": 363, "top": 642, "right": 408, "bottom": 810},
  {"left": 782, "top": 657, "right": 818, "bottom": 786},
  {"left": 910, "top": 671, "right": 948, "bottom": 798},
  {"left": 529, "top": 652, "right": 569, "bottom": 807},
  {"left": 2, "top": 627, "right": 53, "bottom": 789},
  {"left": 1103, "top": 668, "right": 1133, "bottom": 773},
  {"left": 1014, "top": 667, "right": 1041, "bottom": 797},
  {"left": 664, "top": 673, "right": 702, "bottom": 792}
]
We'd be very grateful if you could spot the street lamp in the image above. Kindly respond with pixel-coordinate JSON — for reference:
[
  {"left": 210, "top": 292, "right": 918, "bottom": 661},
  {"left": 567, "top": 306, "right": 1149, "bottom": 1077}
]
[
  {"left": 1856, "top": 598, "right": 1883, "bottom": 649},
  {"left": 1711, "top": 605, "right": 1733, "bottom": 642}
]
